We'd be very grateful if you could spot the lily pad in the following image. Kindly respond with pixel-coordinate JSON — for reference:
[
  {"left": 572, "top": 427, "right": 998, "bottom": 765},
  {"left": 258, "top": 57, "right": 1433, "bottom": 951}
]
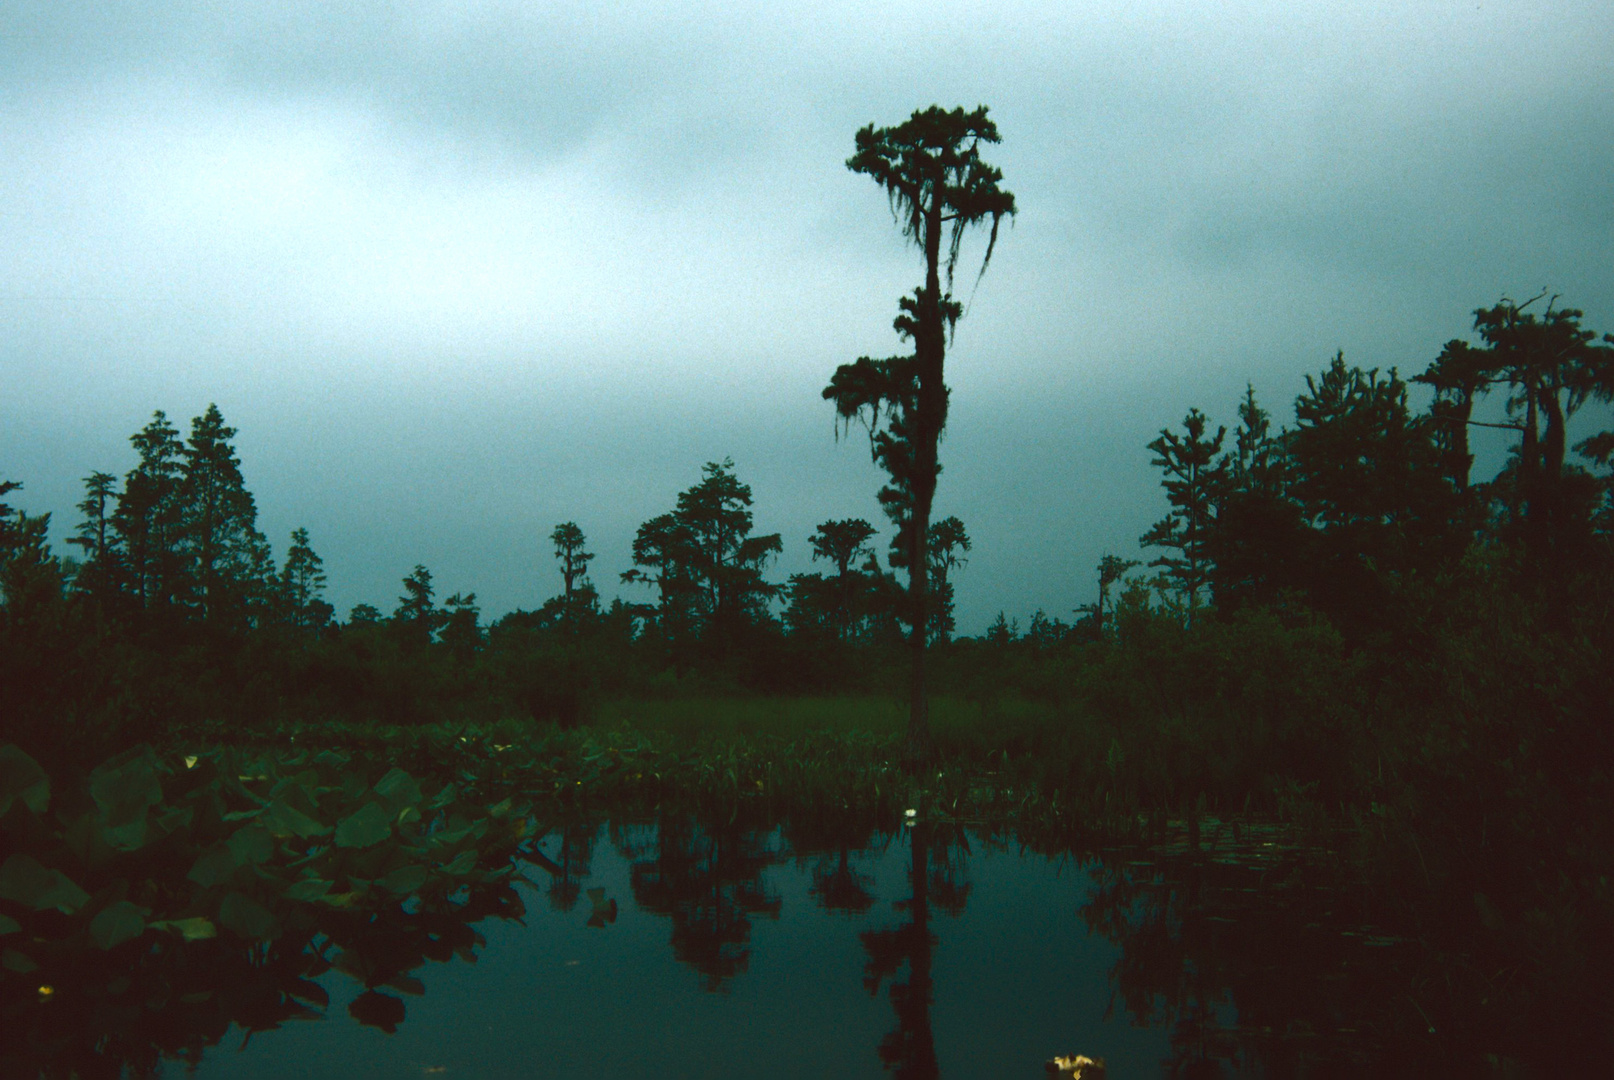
[
  {"left": 89, "top": 900, "right": 147, "bottom": 950},
  {"left": 88, "top": 746, "right": 163, "bottom": 822},
  {"left": 2, "top": 947, "right": 39, "bottom": 973},
  {"left": 150, "top": 916, "right": 218, "bottom": 941},
  {"left": 187, "top": 843, "right": 240, "bottom": 889},
  {"left": 0, "top": 744, "right": 49, "bottom": 816},
  {"left": 378, "top": 864, "right": 428, "bottom": 895},
  {"left": 440, "top": 849, "right": 478, "bottom": 876},
  {"left": 218, "top": 892, "right": 278, "bottom": 940},
  {"left": 0, "top": 854, "right": 90, "bottom": 914},
  {"left": 259, "top": 798, "right": 329, "bottom": 839},
  {"left": 227, "top": 823, "right": 276, "bottom": 866},
  {"left": 374, "top": 767, "right": 422, "bottom": 810},
  {"left": 283, "top": 877, "right": 334, "bottom": 902},
  {"left": 335, "top": 802, "right": 393, "bottom": 849},
  {"left": 288, "top": 977, "right": 330, "bottom": 1006}
]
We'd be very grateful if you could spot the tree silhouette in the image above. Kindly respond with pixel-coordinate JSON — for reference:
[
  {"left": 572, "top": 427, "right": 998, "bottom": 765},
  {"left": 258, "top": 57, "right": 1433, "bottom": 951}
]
[
  {"left": 627, "top": 816, "right": 782, "bottom": 991},
  {"left": 623, "top": 460, "right": 781, "bottom": 658},
  {"left": 1287, "top": 354, "right": 1458, "bottom": 632},
  {"left": 178, "top": 404, "right": 268, "bottom": 624},
  {"left": 1456, "top": 297, "right": 1614, "bottom": 557},
  {"left": 277, "top": 527, "right": 331, "bottom": 633},
  {"left": 1079, "top": 554, "right": 1139, "bottom": 636},
  {"left": 67, "top": 470, "right": 119, "bottom": 602},
  {"left": 393, "top": 565, "right": 439, "bottom": 645},
  {"left": 111, "top": 411, "right": 184, "bottom": 611},
  {"left": 809, "top": 517, "right": 877, "bottom": 640},
  {"left": 925, "top": 515, "right": 970, "bottom": 643},
  {"left": 1140, "top": 408, "right": 1226, "bottom": 622},
  {"left": 550, "top": 522, "right": 594, "bottom": 600},
  {"left": 827, "top": 105, "right": 1015, "bottom": 760}
]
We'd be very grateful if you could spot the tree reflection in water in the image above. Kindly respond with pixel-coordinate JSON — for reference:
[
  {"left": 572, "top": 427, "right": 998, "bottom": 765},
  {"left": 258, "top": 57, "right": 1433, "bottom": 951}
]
[
  {"left": 857, "top": 823, "right": 972, "bottom": 1080},
  {"left": 0, "top": 877, "right": 525, "bottom": 1080},
  {"left": 526, "top": 820, "right": 600, "bottom": 913},
  {"left": 623, "top": 813, "right": 783, "bottom": 991}
]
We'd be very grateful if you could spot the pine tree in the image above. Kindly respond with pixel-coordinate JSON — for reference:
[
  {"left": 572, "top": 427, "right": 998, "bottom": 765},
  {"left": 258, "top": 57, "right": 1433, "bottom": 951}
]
[
  {"left": 394, "top": 564, "right": 439, "bottom": 644},
  {"left": 67, "top": 471, "right": 119, "bottom": 600},
  {"left": 278, "top": 527, "right": 332, "bottom": 633},
  {"left": 111, "top": 411, "right": 185, "bottom": 610},
  {"left": 1140, "top": 408, "right": 1226, "bottom": 621},
  {"left": 177, "top": 404, "right": 267, "bottom": 623}
]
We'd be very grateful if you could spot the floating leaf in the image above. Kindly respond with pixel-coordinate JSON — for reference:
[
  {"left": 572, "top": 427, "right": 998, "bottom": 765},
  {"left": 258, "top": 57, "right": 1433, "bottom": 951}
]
[
  {"left": 283, "top": 878, "right": 334, "bottom": 902},
  {"left": 259, "top": 798, "right": 329, "bottom": 839},
  {"left": 227, "top": 823, "right": 276, "bottom": 866},
  {"left": 0, "top": 744, "right": 49, "bottom": 816},
  {"left": 89, "top": 900, "right": 146, "bottom": 950},
  {"left": 440, "top": 850, "right": 477, "bottom": 876},
  {"left": 88, "top": 746, "right": 163, "bottom": 821},
  {"left": 218, "top": 892, "right": 278, "bottom": 940},
  {"left": 335, "top": 802, "right": 393, "bottom": 849},
  {"left": 178, "top": 990, "right": 213, "bottom": 1004},
  {"left": 0, "top": 854, "right": 90, "bottom": 914},
  {"left": 0, "top": 914, "right": 18, "bottom": 935},
  {"left": 427, "top": 782, "right": 458, "bottom": 811},
  {"left": 150, "top": 916, "right": 217, "bottom": 941},
  {"left": 489, "top": 798, "right": 513, "bottom": 820},
  {"left": 378, "top": 864, "right": 428, "bottom": 895},
  {"left": 374, "top": 768, "right": 422, "bottom": 810},
  {"left": 2, "top": 947, "right": 38, "bottom": 973},
  {"left": 187, "top": 844, "right": 240, "bottom": 889}
]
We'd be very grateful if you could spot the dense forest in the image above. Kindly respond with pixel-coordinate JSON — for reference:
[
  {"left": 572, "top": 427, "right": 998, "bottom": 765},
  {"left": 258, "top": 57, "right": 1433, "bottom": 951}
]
[{"left": 3, "top": 104, "right": 1613, "bottom": 1070}]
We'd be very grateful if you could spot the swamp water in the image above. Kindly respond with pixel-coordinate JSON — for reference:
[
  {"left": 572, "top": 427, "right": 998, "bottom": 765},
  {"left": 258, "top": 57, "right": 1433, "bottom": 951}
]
[{"left": 23, "top": 817, "right": 1452, "bottom": 1078}]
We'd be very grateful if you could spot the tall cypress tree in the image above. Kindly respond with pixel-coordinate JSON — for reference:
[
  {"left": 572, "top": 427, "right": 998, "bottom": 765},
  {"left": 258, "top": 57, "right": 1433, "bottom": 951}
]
[{"left": 827, "top": 105, "right": 1015, "bottom": 760}]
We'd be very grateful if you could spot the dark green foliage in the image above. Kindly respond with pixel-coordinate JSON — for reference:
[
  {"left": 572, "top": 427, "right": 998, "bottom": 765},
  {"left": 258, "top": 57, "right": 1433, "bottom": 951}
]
[
  {"left": 622, "top": 459, "right": 782, "bottom": 662},
  {"left": 111, "top": 411, "right": 185, "bottom": 612},
  {"left": 393, "top": 564, "right": 439, "bottom": 644},
  {"left": 925, "top": 515, "right": 970, "bottom": 642},
  {"left": 1075, "top": 553, "right": 1140, "bottom": 637},
  {"left": 548, "top": 521, "right": 598, "bottom": 626},
  {"left": 178, "top": 404, "right": 269, "bottom": 625},
  {"left": 786, "top": 518, "right": 886, "bottom": 643},
  {"left": 0, "top": 741, "right": 533, "bottom": 1078},
  {"left": 1139, "top": 408, "right": 1225, "bottom": 618},
  {"left": 277, "top": 527, "right": 332, "bottom": 633}
]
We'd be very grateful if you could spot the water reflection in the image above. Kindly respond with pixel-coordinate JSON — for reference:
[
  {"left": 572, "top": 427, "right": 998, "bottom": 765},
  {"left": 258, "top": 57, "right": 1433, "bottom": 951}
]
[
  {"left": 2, "top": 813, "right": 1562, "bottom": 1077},
  {"left": 857, "top": 823, "right": 967, "bottom": 1079},
  {"left": 620, "top": 815, "right": 784, "bottom": 991}
]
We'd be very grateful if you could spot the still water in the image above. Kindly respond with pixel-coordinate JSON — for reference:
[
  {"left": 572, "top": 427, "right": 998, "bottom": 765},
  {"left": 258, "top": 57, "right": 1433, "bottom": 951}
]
[{"left": 163, "top": 817, "right": 1426, "bottom": 1079}]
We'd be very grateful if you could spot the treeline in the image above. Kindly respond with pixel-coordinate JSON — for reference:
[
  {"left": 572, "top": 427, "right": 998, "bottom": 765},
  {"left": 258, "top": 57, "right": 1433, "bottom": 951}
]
[
  {"left": 0, "top": 409, "right": 984, "bottom": 763},
  {"left": 2, "top": 298, "right": 1611, "bottom": 752}
]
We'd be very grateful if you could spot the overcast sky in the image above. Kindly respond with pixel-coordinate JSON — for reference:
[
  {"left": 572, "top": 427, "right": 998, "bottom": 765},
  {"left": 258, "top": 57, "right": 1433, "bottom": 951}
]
[{"left": 3, "top": 0, "right": 1611, "bottom": 632}]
